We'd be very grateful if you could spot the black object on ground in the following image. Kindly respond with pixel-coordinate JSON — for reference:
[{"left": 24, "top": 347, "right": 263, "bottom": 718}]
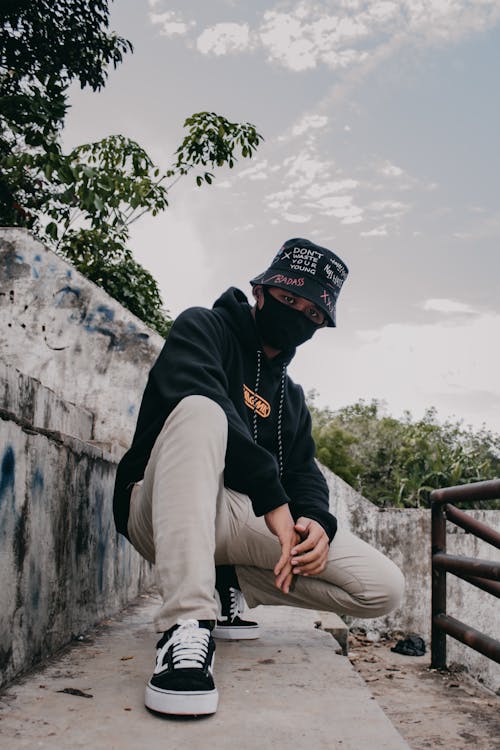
[{"left": 391, "top": 635, "right": 426, "bottom": 657}]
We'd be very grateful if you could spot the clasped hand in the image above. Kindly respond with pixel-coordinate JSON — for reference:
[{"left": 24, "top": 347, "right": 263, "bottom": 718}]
[{"left": 264, "top": 505, "right": 329, "bottom": 594}]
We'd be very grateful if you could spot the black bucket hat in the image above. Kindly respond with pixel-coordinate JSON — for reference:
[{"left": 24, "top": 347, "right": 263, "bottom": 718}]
[{"left": 250, "top": 238, "right": 348, "bottom": 327}]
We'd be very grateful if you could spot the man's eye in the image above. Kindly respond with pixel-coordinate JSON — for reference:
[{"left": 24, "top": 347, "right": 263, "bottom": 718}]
[{"left": 284, "top": 295, "right": 295, "bottom": 304}]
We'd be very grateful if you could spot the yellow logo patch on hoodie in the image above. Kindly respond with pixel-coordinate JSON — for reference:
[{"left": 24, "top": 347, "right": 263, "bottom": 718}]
[{"left": 243, "top": 384, "right": 271, "bottom": 418}]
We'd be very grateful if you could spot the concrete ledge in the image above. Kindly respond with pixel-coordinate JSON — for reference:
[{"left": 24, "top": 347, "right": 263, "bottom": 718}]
[
  {"left": 0, "top": 361, "right": 94, "bottom": 442},
  {"left": 0, "top": 596, "right": 410, "bottom": 749},
  {"left": 315, "top": 611, "right": 349, "bottom": 655}
]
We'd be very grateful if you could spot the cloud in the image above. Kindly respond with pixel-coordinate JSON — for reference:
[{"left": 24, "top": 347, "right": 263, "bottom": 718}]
[
  {"left": 421, "top": 298, "right": 478, "bottom": 315},
  {"left": 380, "top": 162, "right": 404, "bottom": 177},
  {"left": 149, "top": 10, "right": 194, "bottom": 36},
  {"left": 258, "top": 9, "right": 371, "bottom": 72},
  {"left": 361, "top": 225, "right": 388, "bottom": 237},
  {"left": 283, "top": 212, "right": 311, "bottom": 223},
  {"left": 291, "top": 114, "right": 328, "bottom": 137},
  {"left": 369, "top": 199, "right": 410, "bottom": 218},
  {"left": 197, "top": 23, "right": 251, "bottom": 55},
  {"left": 156, "top": 1, "right": 500, "bottom": 78},
  {"left": 238, "top": 160, "right": 269, "bottom": 180},
  {"left": 292, "top": 309, "right": 500, "bottom": 432}
]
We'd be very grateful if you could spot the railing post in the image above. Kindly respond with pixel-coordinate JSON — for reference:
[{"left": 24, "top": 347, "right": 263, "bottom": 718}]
[{"left": 431, "top": 500, "right": 447, "bottom": 668}]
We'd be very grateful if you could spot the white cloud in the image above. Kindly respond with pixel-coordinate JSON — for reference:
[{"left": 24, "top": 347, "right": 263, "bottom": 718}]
[
  {"left": 197, "top": 23, "right": 251, "bottom": 55},
  {"left": 283, "top": 212, "right": 311, "bottom": 223},
  {"left": 291, "top": 114, "right": 328, "bottom": 137},
  {"left": 361, "top": 225, "right": 388, "bottom": 237},
  {"left": 238, "top": 160, "right": 269, "bottom": 180},
  {"left": 234, "top": 223, "right": 255, "bottom": 231},
  {"left": 368, "top": 199, "right": 410, "bottom": 218},
  {"left": 292, "top": 310, "right": 500, "bottom": 432},
  {"left": 422, "top": 298, "right": 478, "bottom": 315},
  {"left": 259, "top": 10, "right": 371, "bottom": 72},
  {"left": 381, "top": 162, "right": 404, "bottom": 177},
  {"left": 149, "top": 10, "right": 194, "bottom": 37},
  {"left": 306, "top": 179, "right": 359, "bottom": 199},
  {"left": 150, "top": 1, "right": 500, "bottom": 79}
]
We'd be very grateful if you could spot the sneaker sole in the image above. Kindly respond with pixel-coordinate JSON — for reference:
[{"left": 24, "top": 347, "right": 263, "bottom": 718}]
[
  {"left": 212, "top": 625, "right": 260, "bottom": 640},
  {"left": 145, "top": 683, "right": 219, "bottom": 716}
]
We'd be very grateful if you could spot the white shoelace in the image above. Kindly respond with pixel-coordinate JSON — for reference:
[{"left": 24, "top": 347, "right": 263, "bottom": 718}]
[
  {"left": 229, "top": 587, "right": 246, "bottom": 620},
  {"left": 155, "top": 619, "right": 210, "bottom": 673}
]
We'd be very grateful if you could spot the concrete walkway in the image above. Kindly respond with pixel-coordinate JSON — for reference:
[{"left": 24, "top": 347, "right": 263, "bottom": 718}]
[{"left": 0, "top": 594, "right": 410, "bottom": 750}]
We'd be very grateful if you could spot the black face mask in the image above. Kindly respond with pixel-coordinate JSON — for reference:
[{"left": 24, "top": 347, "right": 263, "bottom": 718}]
[{"left": 255, "top": 287, "right": 321, "bottom": 350}]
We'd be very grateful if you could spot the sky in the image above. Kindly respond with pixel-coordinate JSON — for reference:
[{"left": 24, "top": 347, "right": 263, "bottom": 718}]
[{"left": 63, "top": 0, "right": 500, "bottom": 433}]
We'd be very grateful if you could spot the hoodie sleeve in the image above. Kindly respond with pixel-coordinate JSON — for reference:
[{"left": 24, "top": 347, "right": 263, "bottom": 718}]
[
  {"left": 281, "top": 393, "right": 338, "bottom": 542},
  {"left": 147, "top": 307, "right": 291, "bottom": 516}
]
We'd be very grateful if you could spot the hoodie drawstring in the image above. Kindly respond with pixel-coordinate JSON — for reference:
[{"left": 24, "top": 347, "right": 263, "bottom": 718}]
[{"left": 252, "top": 350, "right": 286, "bottom": 477}]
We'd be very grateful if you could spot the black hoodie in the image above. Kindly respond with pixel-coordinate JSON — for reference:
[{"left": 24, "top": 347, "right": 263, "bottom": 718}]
[{"left": 113, "top": 288, "right": 337, "bottom": 541}]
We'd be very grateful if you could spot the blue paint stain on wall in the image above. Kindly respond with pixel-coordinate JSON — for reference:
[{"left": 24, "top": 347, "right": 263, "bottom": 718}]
[
  {"left": 127, "top": 404, "right": 136, "bottom": 417},
  {"left": 0, "top": 446, "right": 15, "bottom": 502},
  {"left": 66, "top": 270, "right": 72, "bottom": 278},
  {"left": 30, "top": 563, "right": 41, "bottom": 610},
  {"left": 32, "top": 267, "right": 40, "bottom": 279},
  {"left": 34, "top": 255, "right": 41, "bottom": 262},
  {"left": 93, "top": 488, "right": 109, "bottom": 593},
  {"left": 0, "top": 446, "right": 16, "bottom": 536},
  {"left": 96, "top": 305, "right": 115, "bottom": 322},
  {"left": 54, "top": 286, "right": 81, "bottom": 306},
  {"left": 31, "top": 468, "right": 44, "bottom": 496}
]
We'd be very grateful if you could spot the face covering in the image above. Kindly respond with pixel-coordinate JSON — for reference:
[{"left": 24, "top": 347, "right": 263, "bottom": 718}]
[{"left": 255, "top": 287, "right": 320, "bottom": 350}]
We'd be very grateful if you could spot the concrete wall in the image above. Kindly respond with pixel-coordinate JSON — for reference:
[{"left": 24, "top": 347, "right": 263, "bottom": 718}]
[
  {"left": 0, "top": 367, "right": 155, "bottom": 689},
  {"left": 0, "top": 228, "right": 161, "bottom": 687},
  {"left": 0, "top": 228, "right": 164, "bottom": 453},
  {"left": 324, "top": 469, "right": 500, "bottom": 692}
]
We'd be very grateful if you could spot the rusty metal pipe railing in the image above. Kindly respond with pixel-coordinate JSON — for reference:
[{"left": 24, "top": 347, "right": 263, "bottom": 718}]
[
  {"left": 433, "top": 552, "right": 500, "bottom": 580},
  {"left": 452, "top": 572, "right": 500, "bottom": 599},
  {"left": 445, "top": 503, "right": 500, "bottom": 549},
  {"left": 431, "top": 478, "right": 500, "bottom": 505},
  {"left": 433, "top": 614, "right": 500, "bottom": 663},
  {"left": 430, "top": 479, "right": 500, "bottom": 670}
]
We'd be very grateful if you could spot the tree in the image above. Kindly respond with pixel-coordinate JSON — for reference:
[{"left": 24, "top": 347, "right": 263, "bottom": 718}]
[
  {"left": 43, "top": 117, "right": 263, "bottom": 337},
  {"left": 0, "top": 0, "right": 132, "bottom": 227},
  {"left": 309, "top": 396, "right": 500, "bottom": 509},
  {"left": 1, "top": 3, "right": 263, "bottom": 336}
]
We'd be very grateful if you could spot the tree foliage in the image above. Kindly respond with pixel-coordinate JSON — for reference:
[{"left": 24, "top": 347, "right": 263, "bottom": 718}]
[
  {"left": 309, "top": 396, "right": 500, "bottom": 509},
  {"left": 0, "top": 0, "right": 132, "bottom": 226},
  {"left": 1, "top": 3, "right": 264, "bottom": 338}
]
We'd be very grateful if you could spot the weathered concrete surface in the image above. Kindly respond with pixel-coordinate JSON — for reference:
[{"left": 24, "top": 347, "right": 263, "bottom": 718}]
[
  {"left": 0, "top": 228, "right": 163, "bottom": 451},
  {"left": 0, "top": 361, "right": 93, "bottom": 442},
  {"left": 0, "top": 595, "right": 410, "bottom": 750},
  {"left": 0, "top": 407, "right": 154, "bottom": 689},
  {"left": 324, "top": 468, "right": 500, "bottom": 692}
]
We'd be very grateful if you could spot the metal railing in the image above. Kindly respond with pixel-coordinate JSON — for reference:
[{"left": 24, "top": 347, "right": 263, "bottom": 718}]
[{"left": 430, "top": 478, "right": 500, "bottom": 669}]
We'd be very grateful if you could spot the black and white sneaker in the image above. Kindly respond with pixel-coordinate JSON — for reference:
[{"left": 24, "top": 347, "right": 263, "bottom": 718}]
[
  {"left": 213, "top": 565, "right": 260, "bottom": 640},
  {"left": 145, "top": 619, "right": 218, "bottom": 716}
]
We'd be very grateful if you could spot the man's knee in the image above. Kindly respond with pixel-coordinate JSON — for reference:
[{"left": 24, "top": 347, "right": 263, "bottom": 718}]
[
  {"left": 174, "top": 394, "right": 226, "bottom": 424},
  {"left": 358, "top": 562, "right": 405, "bottom": 617},
  {"left": 164, "top": 395, "right": 227, "bottom": 440}
]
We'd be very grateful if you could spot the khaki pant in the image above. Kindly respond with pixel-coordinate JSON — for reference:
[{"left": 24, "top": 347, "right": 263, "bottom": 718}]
[{"left": 128, "top": 395, "right": 404, "bottom": 632}]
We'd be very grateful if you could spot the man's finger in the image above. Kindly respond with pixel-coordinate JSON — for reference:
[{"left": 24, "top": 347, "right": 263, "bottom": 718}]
[
  {"left": 291, "top": 536, "right": 318, "bottom": 555},
  {"left": 276, "top": 563, "right": 294, "bottom": 592},
  {"left": 291, "top": 542, "right": 328, "bottom": 566},
  {"left": 293, "top": 558, "right": 327, "bottom": 575}
]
